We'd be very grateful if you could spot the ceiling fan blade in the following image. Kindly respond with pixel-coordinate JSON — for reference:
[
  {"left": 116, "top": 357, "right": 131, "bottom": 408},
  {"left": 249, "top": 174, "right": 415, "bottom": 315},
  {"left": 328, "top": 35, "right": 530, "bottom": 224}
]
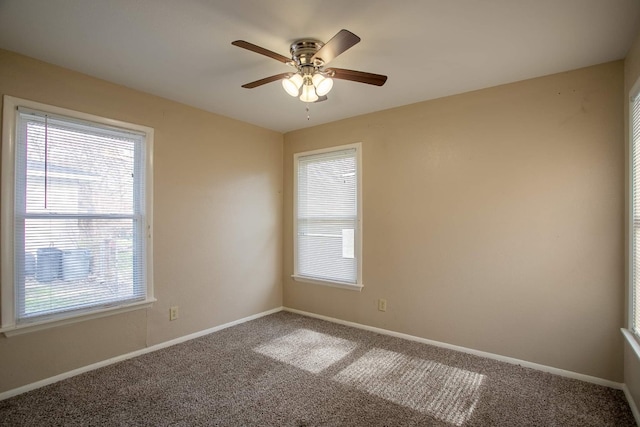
[
  {"left": 241, "top": 73, "right": 291, "bottom": 88},
  {"left": 311, "top": 29, "right": 360, "bottom": 65},
  {"left": 327, "top": 68, "right": 388, "bottom": 86},
  {"left": 315, "top": 95, "right": 328, "bottom": 103},
  {"left": 232, "top": 40, "right": 291, "bottom": 64}
]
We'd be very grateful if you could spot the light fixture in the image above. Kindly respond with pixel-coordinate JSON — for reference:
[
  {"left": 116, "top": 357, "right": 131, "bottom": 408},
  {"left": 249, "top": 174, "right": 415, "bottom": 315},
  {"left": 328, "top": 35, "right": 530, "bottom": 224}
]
[
  {"left": 281, "top": 69, "right": 334, "bottom": 103},
  {"left": 282, "top": 73, "right": 303, "bottom": 97},
  {"left": 299, "top": 80, "right": 319, "bottom": 103},
  {"left": 280, "top": 40, "right": 338, "bottom": 103},
  {"left": 312, "top": 73, "right": 333, "bottom": 96}
]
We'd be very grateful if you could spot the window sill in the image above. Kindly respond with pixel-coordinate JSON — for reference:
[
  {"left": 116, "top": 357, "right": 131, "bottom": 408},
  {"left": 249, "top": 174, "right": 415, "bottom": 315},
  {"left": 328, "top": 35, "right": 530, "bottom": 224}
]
[
  {"left": 0, "top": 298, "right": 156, "bottom": 337},
  {"left": 622, "top": 328, "right": 640, "bottom": 361},
  {"left": 292, "top": 275, "right": 363, "bottom": 292}
]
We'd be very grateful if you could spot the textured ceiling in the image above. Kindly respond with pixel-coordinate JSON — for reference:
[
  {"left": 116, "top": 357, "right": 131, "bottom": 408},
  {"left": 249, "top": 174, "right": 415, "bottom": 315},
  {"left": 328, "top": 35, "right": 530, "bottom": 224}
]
[{"left": 0, "top": 0, "right": 639, "bottom": 133}]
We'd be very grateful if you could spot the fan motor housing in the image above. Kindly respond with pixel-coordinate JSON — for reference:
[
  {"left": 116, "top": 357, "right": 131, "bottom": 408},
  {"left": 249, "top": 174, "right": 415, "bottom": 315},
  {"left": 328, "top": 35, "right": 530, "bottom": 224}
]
[{"left": 290, "top": 39, "right": 325, "bottom": 67}]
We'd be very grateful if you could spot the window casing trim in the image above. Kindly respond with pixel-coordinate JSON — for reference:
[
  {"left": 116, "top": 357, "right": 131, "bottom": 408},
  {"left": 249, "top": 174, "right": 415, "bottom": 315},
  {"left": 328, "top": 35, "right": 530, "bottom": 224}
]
[
  {"left": 0, "top": 299, "right": 156, "bottom": 337},
  {"left": 292, "top": 142, "right": 363, "bottom": 289},
  {"left": 1, "top": 96, "right": 155, "bottom": 335},
  {"left": 291, "top": 274, "right": 363, "bottom": 291}
]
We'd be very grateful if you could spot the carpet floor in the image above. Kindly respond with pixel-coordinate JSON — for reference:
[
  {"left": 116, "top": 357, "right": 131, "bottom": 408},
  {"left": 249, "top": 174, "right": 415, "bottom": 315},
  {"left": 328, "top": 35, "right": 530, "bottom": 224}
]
[{"left": 0, "top": 311, "right": 635, "bottom": 426}]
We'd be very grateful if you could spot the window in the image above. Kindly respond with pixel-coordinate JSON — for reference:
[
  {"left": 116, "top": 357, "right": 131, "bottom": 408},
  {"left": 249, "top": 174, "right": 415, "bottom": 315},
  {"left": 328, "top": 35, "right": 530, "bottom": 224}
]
[
  {"left": 631, "top": 86, "right": 640, "bottom": 339},
  {"left": 293, "top": 143, "right": 362, "bottom": 290},
  {"left": 1, "top": 96, "right": 154, "bottom": 335}
]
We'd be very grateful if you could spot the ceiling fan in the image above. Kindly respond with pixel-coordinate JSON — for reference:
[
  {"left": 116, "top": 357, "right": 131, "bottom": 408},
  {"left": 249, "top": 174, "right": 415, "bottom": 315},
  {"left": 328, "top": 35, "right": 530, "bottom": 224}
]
[{"left": 232, "top": 29, "right": 388, "bottom": 103}]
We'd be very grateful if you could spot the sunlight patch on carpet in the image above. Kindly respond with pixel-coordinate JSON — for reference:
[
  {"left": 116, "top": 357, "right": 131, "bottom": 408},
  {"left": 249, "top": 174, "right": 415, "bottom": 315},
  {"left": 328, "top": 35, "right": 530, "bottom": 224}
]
[
  {"left": 333, "top": 348, "right": 485, "bottom": 426},
  {"left": 254, "top": 329, "right": 357, "bottom": 374}
]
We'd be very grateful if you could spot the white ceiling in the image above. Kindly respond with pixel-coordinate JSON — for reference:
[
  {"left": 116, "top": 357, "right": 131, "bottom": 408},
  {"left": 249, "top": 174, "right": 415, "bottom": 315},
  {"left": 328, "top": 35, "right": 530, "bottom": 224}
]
[{"left": 1, "top": 0, "right": 639, "bottom": 133}]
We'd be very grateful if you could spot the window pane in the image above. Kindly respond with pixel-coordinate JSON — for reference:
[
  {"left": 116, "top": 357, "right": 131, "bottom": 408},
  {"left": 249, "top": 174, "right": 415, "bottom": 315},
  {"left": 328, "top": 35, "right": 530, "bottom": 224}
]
[
  {"left": 298, "top": 152, "right": 356, "bottom": 219},
  {"left": 24, "top": 120, "right": 136, "bottom": 215},
  {"left": 298, "top": 219, "right": 357, "bottom": 282},
  {"left": 19, "top": 218, "right": 144, "bottom": 319}
]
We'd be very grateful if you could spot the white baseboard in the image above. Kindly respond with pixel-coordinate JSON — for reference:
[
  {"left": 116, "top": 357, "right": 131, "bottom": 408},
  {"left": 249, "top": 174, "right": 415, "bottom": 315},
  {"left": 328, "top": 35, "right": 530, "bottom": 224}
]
[
  {"left": 0, "top": 306, "right": 283, "bottom": 401},
  {"left": 2, "top": 304, "right": 634, "bottom": 419},
  {"left": 283, "top": 307, "right": 623, "bottom": 390}
]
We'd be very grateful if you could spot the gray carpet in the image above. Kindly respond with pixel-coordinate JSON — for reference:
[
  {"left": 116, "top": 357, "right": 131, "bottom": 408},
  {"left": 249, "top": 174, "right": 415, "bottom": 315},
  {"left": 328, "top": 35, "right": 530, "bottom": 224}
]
[{"left": 0, "top": 311, "right": 635, "bottom": 426}]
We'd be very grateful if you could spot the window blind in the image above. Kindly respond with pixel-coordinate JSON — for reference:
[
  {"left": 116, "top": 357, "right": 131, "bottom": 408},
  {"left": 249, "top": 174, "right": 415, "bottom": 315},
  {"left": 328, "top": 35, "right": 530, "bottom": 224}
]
[
  {"left": 296, "top": 148, "right": 358, "bottom": 284},
  {"left": 14, "top": 108, "right": 147, "bottom": 323},
  {"left": 632, "top": 95, "right": 640, "bottom": 337}
]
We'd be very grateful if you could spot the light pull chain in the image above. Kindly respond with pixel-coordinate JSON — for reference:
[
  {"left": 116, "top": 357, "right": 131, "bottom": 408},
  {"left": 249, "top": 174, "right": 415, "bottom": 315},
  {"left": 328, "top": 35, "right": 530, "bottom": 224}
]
[{"left": 306, "top": 104, "right": 310, "bottom": 121}]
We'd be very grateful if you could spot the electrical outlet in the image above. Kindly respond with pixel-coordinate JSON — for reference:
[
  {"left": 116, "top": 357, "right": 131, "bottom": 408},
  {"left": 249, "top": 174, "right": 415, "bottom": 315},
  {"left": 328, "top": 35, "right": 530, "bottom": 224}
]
[
  {"left": 169, "top": 306, "right": 179, "bottom": 321},
  {"left": 378, "top": 298, "right": 387, "bottom": 312}
]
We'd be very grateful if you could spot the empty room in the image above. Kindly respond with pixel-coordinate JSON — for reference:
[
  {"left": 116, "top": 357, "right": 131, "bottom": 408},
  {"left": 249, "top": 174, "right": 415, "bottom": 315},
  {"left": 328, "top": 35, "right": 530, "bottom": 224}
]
[{"left": 1, "top": 1, "right": 640, "bottom": 426}]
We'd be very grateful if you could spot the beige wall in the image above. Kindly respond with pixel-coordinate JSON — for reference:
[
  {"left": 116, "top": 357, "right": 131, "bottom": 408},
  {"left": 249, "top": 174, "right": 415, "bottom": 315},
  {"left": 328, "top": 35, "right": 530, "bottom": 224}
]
[
  {"left": 0, "top": 49, "right": 283, "bottom": 393},
  {"left": 624, "top": 29, "right": 640, "bottom": 415},
  {"left": 284, "top": 61, "right": 625, "bottom": 381},
  {"left": 0, "top": 45, "right": 630, "bottom": 394}
]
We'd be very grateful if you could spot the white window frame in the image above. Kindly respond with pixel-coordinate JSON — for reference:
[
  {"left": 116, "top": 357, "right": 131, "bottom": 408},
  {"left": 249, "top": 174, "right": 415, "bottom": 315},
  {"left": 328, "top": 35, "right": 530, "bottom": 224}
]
[
  {"left": 1, "top": 96, "right": 155, "bottom": 336},
  {"left": 627, "top": 79, "right": 640, "bottom": 357},
  {"left": 292, "top": 143, "right": 363, "bottom": 291}
]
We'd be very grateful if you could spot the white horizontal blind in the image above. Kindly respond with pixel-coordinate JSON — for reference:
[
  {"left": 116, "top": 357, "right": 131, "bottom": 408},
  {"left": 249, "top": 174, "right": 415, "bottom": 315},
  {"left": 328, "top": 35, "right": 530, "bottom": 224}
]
[
  {"left": 296, "top": 148, "right": 358, "bottom": 284},
  {"left": 632, "top": 95, "right": 640, "bottom": 338},
  {"left": 14, "top": 108, "right": 147, "bottom": 323}
]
